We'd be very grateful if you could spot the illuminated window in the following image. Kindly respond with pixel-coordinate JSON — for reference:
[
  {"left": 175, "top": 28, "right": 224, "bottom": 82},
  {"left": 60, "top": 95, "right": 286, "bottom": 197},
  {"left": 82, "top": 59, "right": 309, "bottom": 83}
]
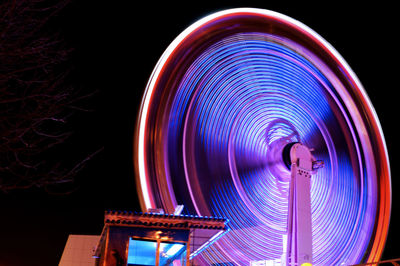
[
  {"left": 127, "top": 239, "right": 157, "bottom": 265},
  {"left": 159, "top": 242, "right": 185, "bottom": 265},
  {"left": 127, "top": 238, "right": 187, "bottom": 266}
]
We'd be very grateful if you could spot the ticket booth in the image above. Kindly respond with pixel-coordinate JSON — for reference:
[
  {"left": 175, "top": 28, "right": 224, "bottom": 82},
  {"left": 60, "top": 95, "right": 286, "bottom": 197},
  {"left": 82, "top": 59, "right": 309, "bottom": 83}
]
[{"left": 93, "top": 210, "right": 228, "bottom": 266}]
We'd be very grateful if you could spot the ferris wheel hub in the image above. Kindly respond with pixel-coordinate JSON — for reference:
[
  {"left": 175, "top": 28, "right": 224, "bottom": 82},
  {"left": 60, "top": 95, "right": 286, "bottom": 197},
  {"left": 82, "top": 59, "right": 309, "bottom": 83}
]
[{"left": 265, "top": 138, "right": 293, "bottom": 181}]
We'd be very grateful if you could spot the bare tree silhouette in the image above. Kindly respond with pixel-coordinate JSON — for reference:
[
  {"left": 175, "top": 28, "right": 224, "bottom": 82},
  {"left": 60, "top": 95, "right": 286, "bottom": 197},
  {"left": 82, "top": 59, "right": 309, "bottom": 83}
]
[{"left": 0, "top": 0, "right": 102, "bottom": 193}]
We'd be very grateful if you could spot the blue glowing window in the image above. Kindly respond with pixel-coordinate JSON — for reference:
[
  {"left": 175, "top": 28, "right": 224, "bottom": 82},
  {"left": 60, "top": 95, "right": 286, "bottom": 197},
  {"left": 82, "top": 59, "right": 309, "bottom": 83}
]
[
  {"left": 159, "top": 242, "right": 185, "bottom": 265},
  {"left": 127, "top": 238, "right": 186, "bottom": 266},
  {"left": 127, "top": 239, "right": 157, "bottom": 265}
]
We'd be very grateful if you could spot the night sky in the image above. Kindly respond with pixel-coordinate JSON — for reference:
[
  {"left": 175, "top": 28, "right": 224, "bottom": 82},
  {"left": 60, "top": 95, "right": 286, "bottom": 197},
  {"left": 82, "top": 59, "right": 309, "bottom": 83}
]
[{"left": 0, "top": 1, "right": 398, "bottom": 265}]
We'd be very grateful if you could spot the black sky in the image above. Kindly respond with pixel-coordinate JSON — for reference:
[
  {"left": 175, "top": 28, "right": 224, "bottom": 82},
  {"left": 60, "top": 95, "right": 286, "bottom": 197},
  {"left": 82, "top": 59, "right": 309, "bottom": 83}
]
[{"left": 0, "top": 1, "right": 398, "bottom": 265}]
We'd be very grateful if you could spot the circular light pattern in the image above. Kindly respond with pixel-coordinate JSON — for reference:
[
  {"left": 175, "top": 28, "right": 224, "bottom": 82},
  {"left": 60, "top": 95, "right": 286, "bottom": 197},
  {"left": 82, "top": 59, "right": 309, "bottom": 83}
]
[{"left": 135, "top": 8, "right": 391, "bottom": 265}]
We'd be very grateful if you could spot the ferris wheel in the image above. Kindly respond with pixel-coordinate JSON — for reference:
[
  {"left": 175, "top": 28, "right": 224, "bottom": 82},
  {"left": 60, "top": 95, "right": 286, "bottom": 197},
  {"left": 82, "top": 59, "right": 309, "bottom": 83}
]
[{"left": 135, "top": 8, "right": 391, "bottom": 265}]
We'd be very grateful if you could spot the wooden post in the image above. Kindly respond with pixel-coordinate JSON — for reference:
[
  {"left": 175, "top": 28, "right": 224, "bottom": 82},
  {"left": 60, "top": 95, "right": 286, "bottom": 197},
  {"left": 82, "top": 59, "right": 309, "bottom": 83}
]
[
  {"left": 155, "top": 240, "right": 161, "bottom": 266},
  {"left": 186, "top": 230, "right": 191, "bottom": 266}
]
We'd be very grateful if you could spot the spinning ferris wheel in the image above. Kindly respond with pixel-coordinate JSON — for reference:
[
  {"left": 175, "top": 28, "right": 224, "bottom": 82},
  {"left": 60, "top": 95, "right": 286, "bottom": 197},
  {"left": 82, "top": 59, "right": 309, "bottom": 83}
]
[{"left": 134, "top": 8, "right": 391, "bottom": 265}]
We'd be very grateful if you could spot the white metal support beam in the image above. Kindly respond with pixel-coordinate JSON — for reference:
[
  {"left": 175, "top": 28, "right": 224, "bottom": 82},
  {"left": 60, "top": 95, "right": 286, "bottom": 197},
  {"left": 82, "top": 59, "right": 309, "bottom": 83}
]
[{"left": 286, "top": 143, "right": 322, "bottom": 266}]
